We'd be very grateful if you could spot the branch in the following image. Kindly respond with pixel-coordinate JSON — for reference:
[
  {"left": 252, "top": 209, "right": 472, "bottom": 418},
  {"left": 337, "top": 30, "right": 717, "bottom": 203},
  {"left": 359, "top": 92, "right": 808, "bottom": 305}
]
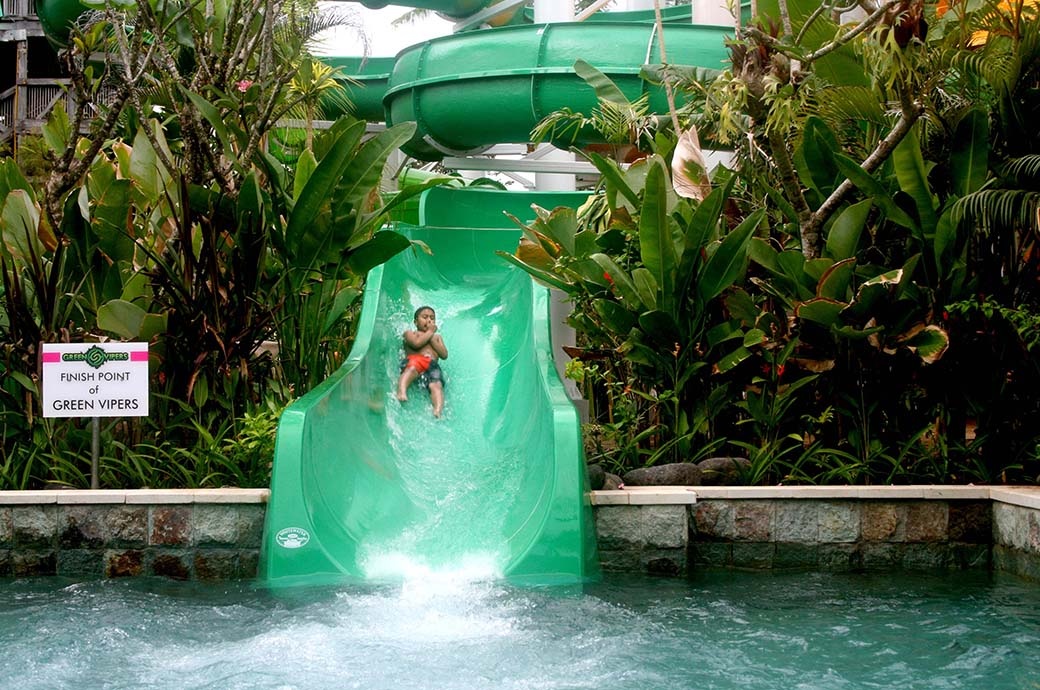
[
  {"left": 803, "top": 0, "right": 901, "bottom": 63},
  {"left": 805, "top": 93, "right": 924, "bottom": 248}
]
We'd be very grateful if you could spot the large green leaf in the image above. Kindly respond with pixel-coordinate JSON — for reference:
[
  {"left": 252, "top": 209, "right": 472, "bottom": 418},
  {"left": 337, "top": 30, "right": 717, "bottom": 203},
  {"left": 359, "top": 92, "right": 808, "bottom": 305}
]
[
  {"left": 638, "top": 161, "right": 677, "bottom": 312},
  {"left": 893, "top": 128, "right": 938, "bottom": 239},
  {"left": 631, "top": 267, "right": 658, "bottom": 310},
  {"left": 339, "top": 122, "right": 417, "bottom": 213},
  {"left": 84, "top": 159, "right": 135, "bottom": 263},
  {"left": 593, "top": 298, "right": 636, "bottom": 334},
  {"left": 950, "top": 108, "right": 990, "bottom": 197},
  {"left": 321, "top": 287, "right": 362, "bottom": 336},
  {"left": 796, "top": 298, "right": 845, "bottom": 327},
  {"left": 541, "top": 207, "right": 578, "bottom": 257},
  {"left": 573, "top": 59, "right": 627, "bottom": 105},
  {"left": 585, "top": 150, "right": 640, "bottom": 208},
  {"left": 284, "top": 118, "right": 366, "bottom": 258},
  {"left": 833, "top": 152, "right": 916, "bottom": 229},
  {"left": 182, "top": 90, "right": 240, "bottom": 166},
  {"left": 638, "top": 310, "right": 681, "bottom": 346},
  {"left": 697, "top": 208, "right": 764, "bottom": 304},
  {"left": 496, "top": 250, "right": 574, "bottom": 292},
  {"left": 905, "top": 325, "right": 949, "bottom": 364},
  {"left": 97, "top": 299, "right": 146, "bottom": 339},
  {"left": 1, "top": 190, "right": 42, "bottom": 262},
  {"left": 795, "top": 117, "right": 841, "bottom": 197},
  {"left": 816, "top": 258, "right": 857, "bottom": 300},
  {"left": 0, "top": 158, "right": 34, "bottom": 203},
  {"left": 825, "top": 198, "right": 872, "bottom": 261},
  {"left": 591, "top": 253, "right": 642, "bottom": 311},
  {"left": 345, "top": 231, "right": 411, "bottom": 275}
]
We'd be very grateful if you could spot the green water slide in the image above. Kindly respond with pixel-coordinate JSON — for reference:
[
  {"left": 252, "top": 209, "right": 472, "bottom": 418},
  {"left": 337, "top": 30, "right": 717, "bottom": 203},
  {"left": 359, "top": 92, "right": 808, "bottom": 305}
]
[
  {"left": 32, "top": 0, "right": 729, "bottom": 584},
  {"left": 259, "top": 186, "right": 600, "bottom": 585}
]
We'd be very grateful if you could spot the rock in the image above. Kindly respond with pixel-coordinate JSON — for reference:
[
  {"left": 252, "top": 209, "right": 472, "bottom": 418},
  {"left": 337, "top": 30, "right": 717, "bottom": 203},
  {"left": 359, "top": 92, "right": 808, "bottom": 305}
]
[
  {"left": 587, "top": 463, "right": 606, "bottom": 490},
  {"left": 696, "top": 456, "right": 751, "bottom": 485},
  {"left": 622, "top": 462, "right": 702, "bottom": 486},
  {"left": 603, "top": 473, "right": 624, "bottom": 490}
]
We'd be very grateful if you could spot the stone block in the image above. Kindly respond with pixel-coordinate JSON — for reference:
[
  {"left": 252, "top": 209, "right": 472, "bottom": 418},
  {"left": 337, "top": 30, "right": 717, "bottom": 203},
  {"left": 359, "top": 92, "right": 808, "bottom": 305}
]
[
  {"left": 818, "top": 502, "right": 859, "bottom": 543},
  {"left": 0, "top": 508, "right": 12, "bottom": 546},
  {"left": 861, "top": 542, "right": 902, "bottom": 569},
  {"left": 60, "top": 505, "right": 148, "bottom": 549},
  {"left": 150, "top": 506, "right": 192, "bottom": 546},
  {"left": 773, "top": 542, "right": 818, "bottom": 569},
  {"left": 149, "top": 550, "right": 192, "bottom": 580},
  {"left": 194, "top": 549, "right": 240, "bottom": 580},
  {"left": 993, "top": 545, "right": 1040, "bottom": 581},
  {"left": 902, "top": 543, "right": 952, "bottom": 570},
  {"left": 733, "top": 502, "right": 773, "bottom": 541},
  {"left": 993, "top": 503, "right": 1028, "bottom": 550},
  {"left": 861, "top": 503, "right": 906, "bottom": 542},
  {"left": 238, "top": 549, "right": 260, "bottom": 579},
  {"left": 905, "top": 502, "right": 948, "bottom": 543},
  {"left": 774, "top": 502, "right": 819, "bottom": 543},
  {"left": 644, "top": 550, "right": 685, "bottom": 576},
  {"left": 817, "top": 543, "right": 860, "bottom": 571},
  {"left": 12, "top": 505, "right": 58, "bottom": 548},
  {"left": 690, "top": 541, "right": 731, "bottom": 567},
  {"left": 948, "top": 502, "right": 991, "bottom": 543},
  {"left": 12, "top": 550, "right": 56, "bottom": 576},
  {"left": 57, "top": 549, "right": 104, "bottom": 577},
  {"left": 731, "top": 542, "right": 774, "bottom": 569},
  {"left": 598, "top": 549, "right": 644, "bottom": 573},
  {"left": 193, "top": 504, "right": 265, "bottom": 547},
  {"left": 692, "top": 501, "right": 735, "bottom": 540},
  {"left": 595, "top": 505, "right": 687, "bottom": 549},
  {"left": 105, "top": 549, "right": 145, "bottom": 577},
  {"left": 951, "top": 543, "right": 990, "bottom": 569}
]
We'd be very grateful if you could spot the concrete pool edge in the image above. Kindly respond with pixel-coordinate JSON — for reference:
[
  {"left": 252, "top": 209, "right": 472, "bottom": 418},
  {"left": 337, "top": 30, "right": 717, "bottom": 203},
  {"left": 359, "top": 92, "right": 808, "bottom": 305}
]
[{"left": 0, "top": 486, "right": 1037, "bottom": 582}]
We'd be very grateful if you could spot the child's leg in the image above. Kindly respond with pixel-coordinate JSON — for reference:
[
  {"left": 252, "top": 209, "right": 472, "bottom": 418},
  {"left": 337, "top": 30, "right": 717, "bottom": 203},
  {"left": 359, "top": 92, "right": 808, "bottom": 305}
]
[
  {"left": 397, "top": 367, "right": 419, "bottom": 401},
  {"left": 429, "top": 381, "right": 444, "bottom": 417}
]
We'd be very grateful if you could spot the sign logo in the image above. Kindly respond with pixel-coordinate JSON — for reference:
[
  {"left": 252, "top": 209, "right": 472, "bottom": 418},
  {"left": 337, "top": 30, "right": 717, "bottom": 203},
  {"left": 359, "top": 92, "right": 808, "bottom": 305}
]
[
  {"left": 275, "top": 527, "right": 310, "bottom": 549},
  {"left": 63, "top": 345, "right": 129, "bottom": 369}
]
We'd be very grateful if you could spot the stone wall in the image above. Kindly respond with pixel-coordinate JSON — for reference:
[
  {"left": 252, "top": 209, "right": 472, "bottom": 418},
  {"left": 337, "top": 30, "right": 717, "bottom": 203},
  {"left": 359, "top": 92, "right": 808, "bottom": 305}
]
[
  {"left": 591, "top": 486, "right": 1040, "bottom": 581},
  {"left": 0, "top": 490, "right": 265, "bottom": 579},
  {"left": 991, "top": 491, "right": 1040, "bottom": 581},
  {"left": 2, "top": 486, "right": 1039, "bottom": 582}
]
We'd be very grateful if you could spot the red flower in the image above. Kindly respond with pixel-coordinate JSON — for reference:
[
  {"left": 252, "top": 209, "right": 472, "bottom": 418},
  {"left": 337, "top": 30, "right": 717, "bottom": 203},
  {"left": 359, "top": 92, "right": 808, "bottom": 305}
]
[
  {"left": 236, "top": 80, "right": 253, "bottom": 92},
  {"left": 603, "top": 271, "right": 614, "bottom": 284}
]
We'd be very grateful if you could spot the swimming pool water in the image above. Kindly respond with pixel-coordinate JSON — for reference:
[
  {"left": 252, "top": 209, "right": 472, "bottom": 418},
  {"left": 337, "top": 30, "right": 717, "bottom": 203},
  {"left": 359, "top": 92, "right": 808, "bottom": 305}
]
[{"left": 2, "top": 569, "right": 1038, "bottom": 689}]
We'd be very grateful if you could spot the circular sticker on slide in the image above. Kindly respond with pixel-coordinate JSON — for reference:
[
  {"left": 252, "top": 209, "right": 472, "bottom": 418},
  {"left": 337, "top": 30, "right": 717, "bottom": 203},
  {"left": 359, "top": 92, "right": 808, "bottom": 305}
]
[{"left": 276, "top": 527, "right": 310, "bottom": 549}]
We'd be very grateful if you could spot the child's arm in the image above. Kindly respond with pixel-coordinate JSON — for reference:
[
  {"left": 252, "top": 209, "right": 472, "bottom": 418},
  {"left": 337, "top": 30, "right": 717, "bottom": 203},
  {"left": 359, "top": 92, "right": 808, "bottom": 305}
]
[
  {"left": 431, "top": 334, "right": 448, "bottom": 359},
  {"left": 403, "top": 328, "right": 431, "bottom": 350}
]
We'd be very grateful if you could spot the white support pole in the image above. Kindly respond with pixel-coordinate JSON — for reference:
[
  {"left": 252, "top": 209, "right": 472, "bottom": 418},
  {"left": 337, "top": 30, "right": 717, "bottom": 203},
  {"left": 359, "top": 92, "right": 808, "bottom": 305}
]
[
  {"left": 533, "top": 0, "right": 574, "bottom": 22},
  {"left": 533, "top": 0, "right": 585, "bottom": 415}
]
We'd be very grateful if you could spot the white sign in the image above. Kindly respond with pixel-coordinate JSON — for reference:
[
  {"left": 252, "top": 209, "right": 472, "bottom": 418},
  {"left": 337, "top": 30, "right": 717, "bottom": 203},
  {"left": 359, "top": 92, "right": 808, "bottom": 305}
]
[{"left": 41, "top": 342, "right": 149, "bottom": 418}]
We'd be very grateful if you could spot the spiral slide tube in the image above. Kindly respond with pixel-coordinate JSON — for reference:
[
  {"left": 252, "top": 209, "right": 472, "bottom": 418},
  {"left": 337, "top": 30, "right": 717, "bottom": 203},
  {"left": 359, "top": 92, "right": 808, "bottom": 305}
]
[{"left": 33, "top": 0, "right": 729, "bottom": 584}]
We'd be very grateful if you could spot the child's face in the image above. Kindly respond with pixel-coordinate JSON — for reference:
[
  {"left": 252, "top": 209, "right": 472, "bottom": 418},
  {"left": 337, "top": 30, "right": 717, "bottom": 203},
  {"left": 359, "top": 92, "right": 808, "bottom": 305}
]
[{"left": 414, "top": 309, "right": 436, "bottom": 331}]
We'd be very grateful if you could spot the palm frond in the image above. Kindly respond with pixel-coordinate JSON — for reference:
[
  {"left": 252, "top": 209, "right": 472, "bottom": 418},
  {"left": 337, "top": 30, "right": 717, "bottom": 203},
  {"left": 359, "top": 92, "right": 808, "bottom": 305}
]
[
  {"left": 816, "top": 85, "right": 888, "bottom": 128},
  {"left": 953, "top": 187, "right": 1040, "bottom": 232}
]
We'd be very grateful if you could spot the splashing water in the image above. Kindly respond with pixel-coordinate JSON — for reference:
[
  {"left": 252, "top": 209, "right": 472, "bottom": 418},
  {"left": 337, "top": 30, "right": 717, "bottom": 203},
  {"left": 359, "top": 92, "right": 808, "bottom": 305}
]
[{"left": 2, "top": 571, "right": 1039, "bottom": 690}]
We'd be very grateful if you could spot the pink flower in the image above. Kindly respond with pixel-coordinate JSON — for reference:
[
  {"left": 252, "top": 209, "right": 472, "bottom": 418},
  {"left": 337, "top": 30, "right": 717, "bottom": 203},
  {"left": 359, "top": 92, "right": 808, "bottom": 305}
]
[{"left": 236, "top": 80, "right": 253, "bottom": 93}]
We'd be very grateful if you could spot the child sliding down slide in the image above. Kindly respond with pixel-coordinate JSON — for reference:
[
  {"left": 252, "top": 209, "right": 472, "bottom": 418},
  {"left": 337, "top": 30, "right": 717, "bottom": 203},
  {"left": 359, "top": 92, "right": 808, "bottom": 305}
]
[{"left": 396, "top": 306, "right": 448, "bottom": 417}]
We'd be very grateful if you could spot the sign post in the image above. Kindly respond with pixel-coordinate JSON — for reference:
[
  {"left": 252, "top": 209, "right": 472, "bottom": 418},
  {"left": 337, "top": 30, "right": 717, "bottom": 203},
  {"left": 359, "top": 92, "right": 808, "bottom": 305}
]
[{"left": 41, "top": 343, "right": 150, "bottom": 489}]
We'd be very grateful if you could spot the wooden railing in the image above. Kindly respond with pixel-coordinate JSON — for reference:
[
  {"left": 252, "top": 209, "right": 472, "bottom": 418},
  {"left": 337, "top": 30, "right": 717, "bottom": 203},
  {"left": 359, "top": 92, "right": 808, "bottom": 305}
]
[
  {"left": 0, "top": 80, "right": 77, "bottom": 142},
  {"left": 1, "top": 0, "right": 37, "bottom": 18}
]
